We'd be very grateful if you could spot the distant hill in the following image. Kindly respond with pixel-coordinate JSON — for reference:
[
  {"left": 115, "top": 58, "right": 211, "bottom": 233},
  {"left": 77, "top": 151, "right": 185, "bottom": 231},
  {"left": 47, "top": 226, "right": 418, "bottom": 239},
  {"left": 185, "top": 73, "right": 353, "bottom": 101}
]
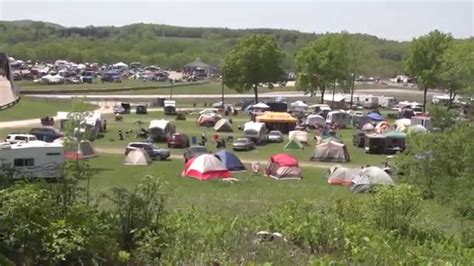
[{"left": 0, "top": 20, "right": 411, "bottom": 77}]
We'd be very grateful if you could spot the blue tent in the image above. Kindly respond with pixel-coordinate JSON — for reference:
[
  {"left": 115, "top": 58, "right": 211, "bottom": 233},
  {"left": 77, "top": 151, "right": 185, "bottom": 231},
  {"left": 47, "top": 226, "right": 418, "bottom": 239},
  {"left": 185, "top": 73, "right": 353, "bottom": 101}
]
[
  {"left": 214, "top": 150, "right": 246, "bottom": 172},
  {"left": 367, "top": 112, "right": 384, "bottom": 121}
]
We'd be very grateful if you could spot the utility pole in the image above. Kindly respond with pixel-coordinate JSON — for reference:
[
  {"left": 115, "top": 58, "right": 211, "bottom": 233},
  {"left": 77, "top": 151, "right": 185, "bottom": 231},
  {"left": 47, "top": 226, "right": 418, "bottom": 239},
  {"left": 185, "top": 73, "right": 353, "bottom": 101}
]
[
  {"left": 221, "top": 69, "right": 225, "bottom": 107},
  {"left": 169, "top": 79, "right": 174, "bottom": 100}
]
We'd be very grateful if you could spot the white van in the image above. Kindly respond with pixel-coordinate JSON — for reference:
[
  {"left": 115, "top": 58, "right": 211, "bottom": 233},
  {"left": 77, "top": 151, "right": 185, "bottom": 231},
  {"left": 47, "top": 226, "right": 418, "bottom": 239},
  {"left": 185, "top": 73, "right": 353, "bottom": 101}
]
[{"left": 5, "top": 134, "right": 38, "bottom": 144}]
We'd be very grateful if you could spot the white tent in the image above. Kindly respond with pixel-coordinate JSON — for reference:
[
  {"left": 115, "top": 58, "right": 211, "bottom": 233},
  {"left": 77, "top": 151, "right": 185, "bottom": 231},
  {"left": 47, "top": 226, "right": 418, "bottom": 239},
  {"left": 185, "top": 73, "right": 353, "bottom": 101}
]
[
  {"left": 199, "top": 108, "right": 218, "bottom": 115},
  {"left": 290, "top": 100, "right": 308, "bottom": 112},
  {"left": 305, "top": 114, "right": 326, "bottom": 128},
  {"left": 113, "top": 62, "right": 128, "bottom": 68},
  {"left": 53, "top": 137, "right": 98, "bottom": 159},
  {"left": 351, "top": 166, "right": 394, "bottom": 193},
  {"left": 149, "top": 119, "right": 170, "bottom": 130},
  {"left": 407, "top": 124, "right": 428, "bottom": 135},
  {"left": 394, "top": 118, "right": 411, "bottom": 131},
  {"left": 252, "top": 102, "right": 270, "bottom": 109},
  {"left": 288, "top": 130, "right": 308, "bottom": 143},
  {"left": 326, "top": 165, "right": 362, "bottom": 186},
  {"left": 214, "top": 119, "right": 233, "bottom": 132},
  {"left": 361, "top": 123, "right": 375, "bottom": 132},
  {"left": 123, "top": 150, "right": 151, "bottom": 165},
  {"left": 77, "top": 64, "right": 87, "bottom": 70}
]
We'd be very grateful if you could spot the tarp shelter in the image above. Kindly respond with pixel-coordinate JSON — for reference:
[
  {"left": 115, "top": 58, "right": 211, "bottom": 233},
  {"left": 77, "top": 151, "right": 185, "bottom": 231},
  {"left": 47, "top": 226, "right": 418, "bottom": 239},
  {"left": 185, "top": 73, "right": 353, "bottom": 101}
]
[
  {"left": 182, "top": 154, "right": 232, "bottom": 181},
  {"left": 367, "top": 112, "right": 384, "bottom": 122},
  {"left": 0, "top": 53, "right": 20, "bottom": 110},
  {"left": 407, "top": 124, "right": 428, "bottom": 135},
  {"left": 284, "top": 138, "right": 304, "bottom": 150},
  {"left": 305, "top": 114, "right": 326, "bottom": 128},
  {"left": 364, "top": 133, "right": 386, "bottom": 154},
  {"left": 214, "top": 119, "right": 233, "bottom": 132},
  {"left": 326, "top": 165, "right": 362, "bottom": 186},
  {"left": 326, "top": 111, "right": 350, "bottom": 128},
  {"left": 265, "top": 154, "right": 302, "bottom": 180},
  {"left": 53, "top": 137, "right": 97, "bottom": 160},
  {"left": 244, "top": 122, "right": 267, "bottom": 143},
  {"left": 375, "top": 121, "right": 391, "bottom": 134},
  {"left": 288, "top": 130, "right": 308, "bottom": 144},
  {"left": 394, "top": 118, "right": 411, "bottom": 131},
  {"left": 214, "top": 150, "right": 246, "bottom": 172},
  {"left": 350, "top": 166, "right": 394, "bottom": 193},
  {"left": 311, "top": 140, "right": 350, "bottom": 162},
  {"left": 256, "top": 112, "right": 297, "bottom": 133},
  {"left": 149, "top": 119, "right": 176, "bottom": 141},
  {"left": 384, "top": 131, "right": 407, "bottom": 152},
  {"left": 123, "top": 150, "right": 151, "bottom": 165}
]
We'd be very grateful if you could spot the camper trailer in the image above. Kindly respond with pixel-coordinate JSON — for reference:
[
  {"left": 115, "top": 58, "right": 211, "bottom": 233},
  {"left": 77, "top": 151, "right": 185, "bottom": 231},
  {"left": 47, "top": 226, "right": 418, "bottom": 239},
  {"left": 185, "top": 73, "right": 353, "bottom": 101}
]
[
  {"left": 0, "top": 141, "right": 64, "bottom": 179},
  {"left": 378, "top": 96, "right": 397, "bottom": 108},
  {"left": 164, "top": 100, "right": 177, "bottom": 115},
  {"left": 326, "top": 111, "right": 350, "bottom": 128},
  {"left": 149, "top": 120, "right": 176, "bottom": 141},
  {"left": 243, "top": 122, "right": 267, "bottom": 144},
  {"left": 362, "top": 95, "right": 379, "bottom": 109}
]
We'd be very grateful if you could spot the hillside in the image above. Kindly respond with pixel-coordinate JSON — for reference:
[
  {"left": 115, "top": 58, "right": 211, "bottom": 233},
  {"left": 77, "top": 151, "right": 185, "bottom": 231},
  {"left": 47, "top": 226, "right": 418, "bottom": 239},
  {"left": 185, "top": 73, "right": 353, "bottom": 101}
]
[{"left": 0, "top": 20, "right": 410, "bottom": 77}]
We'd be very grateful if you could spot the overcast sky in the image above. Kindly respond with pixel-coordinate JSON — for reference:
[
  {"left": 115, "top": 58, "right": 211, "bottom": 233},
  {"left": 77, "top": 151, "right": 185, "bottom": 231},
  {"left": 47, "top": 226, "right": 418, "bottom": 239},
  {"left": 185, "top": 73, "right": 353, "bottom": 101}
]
[{"left": 0, "top": 0, "right": 472, "bottom": 41}]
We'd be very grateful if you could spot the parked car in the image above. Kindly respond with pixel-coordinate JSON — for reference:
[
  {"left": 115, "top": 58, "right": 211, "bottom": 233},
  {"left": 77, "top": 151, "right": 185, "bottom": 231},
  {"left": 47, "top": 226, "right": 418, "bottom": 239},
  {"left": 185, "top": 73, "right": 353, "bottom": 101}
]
[
  {"left": 183, "top": 145, "right": 208, "bottom": 162},
  {"left": 113, "top": 103, "right": 131, "bottom": 114},
  {"left": 125, "top": 142, "right": 170, "bottom": 161},
  {"left": 101, "top": 72, "right": 121, "bottom": 83},
  {"left": 167, "top": 133, "right": 190, "bottom": 148},
  {"left": 232, "top": 138, "right": 255, "bottom": 151},
  {"left": 5, "top": 134, "right": 39, "bottom": 144},
  {"left": 267, "top": 130, "right": 284, "bottom": 143},
  {"left": 136, "top": 105, "right": 148, "bottom": 114}
]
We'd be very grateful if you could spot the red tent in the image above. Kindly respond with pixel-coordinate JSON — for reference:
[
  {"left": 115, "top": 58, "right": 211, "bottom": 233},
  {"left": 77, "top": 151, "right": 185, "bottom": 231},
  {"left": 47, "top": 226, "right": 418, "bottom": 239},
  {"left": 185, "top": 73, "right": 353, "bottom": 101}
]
[
  {"left": 182, "top": 154, "right": 232, "bottom": 181},
  {"left": 265, "top": 154, "right": 302, "bottom": 180}
]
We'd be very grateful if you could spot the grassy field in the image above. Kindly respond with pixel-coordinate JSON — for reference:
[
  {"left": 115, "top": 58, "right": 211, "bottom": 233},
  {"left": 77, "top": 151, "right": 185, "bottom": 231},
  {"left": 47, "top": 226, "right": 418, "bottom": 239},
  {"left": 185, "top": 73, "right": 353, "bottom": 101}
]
[{"left": 0, "top": 98, "right": 96, "bottom": 122}]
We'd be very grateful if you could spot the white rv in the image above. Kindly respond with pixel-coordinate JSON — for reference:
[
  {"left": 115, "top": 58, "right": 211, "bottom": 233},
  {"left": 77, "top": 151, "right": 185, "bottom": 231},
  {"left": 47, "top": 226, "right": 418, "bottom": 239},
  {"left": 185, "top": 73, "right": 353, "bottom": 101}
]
[
  {"left": 326, "top": 111, "right": 351, "bottom": 128},
  {"left": 0, "top": 141, "right": 64, "bottom": 179},
  {"left": 243, "top": 122, "right": 267, "bottom": 143},
  {"left": 362, "top": 95, "right": 379, "bottom": 109},
  {"left": 378, "top": 96, "right": 397, "bottom": 108}
]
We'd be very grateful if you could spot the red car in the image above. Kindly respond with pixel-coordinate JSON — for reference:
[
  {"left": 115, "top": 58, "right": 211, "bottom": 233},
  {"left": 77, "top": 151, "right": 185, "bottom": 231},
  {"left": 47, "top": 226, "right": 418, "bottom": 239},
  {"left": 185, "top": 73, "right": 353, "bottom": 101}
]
[{"left": 167, "top": 133, "right": 190, "bottom": 148}]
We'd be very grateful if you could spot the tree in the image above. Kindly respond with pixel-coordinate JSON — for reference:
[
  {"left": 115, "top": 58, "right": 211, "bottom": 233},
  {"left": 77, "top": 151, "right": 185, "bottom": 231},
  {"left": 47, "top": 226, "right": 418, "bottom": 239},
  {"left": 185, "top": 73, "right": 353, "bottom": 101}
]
[
  {"left": 222, "top": 34, "right": 285, "bottom": 103},
  {"left": 440, "top": 40, "right": 474, "bottom": 108},
  {"left": 405, "top": 30, "right": 453, "bottom": 112},
  {"left": 295, "top": 33, "right": 350, "bottom": 104}
]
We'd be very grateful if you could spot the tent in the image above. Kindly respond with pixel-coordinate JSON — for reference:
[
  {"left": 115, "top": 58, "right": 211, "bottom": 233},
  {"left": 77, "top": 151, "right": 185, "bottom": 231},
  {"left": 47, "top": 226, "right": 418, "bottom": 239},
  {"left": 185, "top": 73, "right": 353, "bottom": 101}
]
[
  {"left": 123, "top": 150, "right": 151, "bottom": 165},
  {"left": 407, "top": 124, "right": 428, "bottom": 135},
  {"left": 326, "top": 165, "right": 362, "bottom": 186},
  {"left": 214, "top": 150, "right": 246, "bottom": 172},
  {"left": 252, "top": 102, "right": 270, "bottom": 109},
  {"left": 305, "top": 114, "right": 326, "bottom": 128},
  {"left": 265, "top": 154, "right": 302, "bottom": 180},
  {"left": 214, "top": 119, "right": 233, "bottom": 132},
  {"left": 284, "top": 138, "right": 304, "bottom": 150},
  {"left": 394, "top": 118, "right": 411, "bottom": 131},
  {"left": 198, "top": 114, "right": 220, "bottom": 127},
  {"left": 375, "top": 121, "right": 391, "bottom": 134},
  {"left": 311, "top": 140, "right": 350, "bottom": 162},
  {"left": 288, "top": 130, "right": 308, "bottom": 143},
  {"left": 361, "top": 123, "right": 375, "bottom": 132},
  {"left": 321, "top": 136, "right": 344, "bottom": 144},
  {"left": 113, "top": 62, "right": 128, "bottom": 68},
  {"left": 53, "top": 137, "right": 97, "bottom": 160},
  {"left": 367, "top": 112, "right": 384, "bottom": 122},
  {"left": 256, "top": 112, "right": 297, "bottom": 133},
  {"left": 182, "top": 154, "right": 232, "bottom": 181},
  {"left": 364, "top": 133, "right": 386, "bottom": 154},
  {"left": 350, "top": 166, "right": 394, "bottom": 193},
  {"left": 290, "top": 100, "right": 308, "bottom": 112}
]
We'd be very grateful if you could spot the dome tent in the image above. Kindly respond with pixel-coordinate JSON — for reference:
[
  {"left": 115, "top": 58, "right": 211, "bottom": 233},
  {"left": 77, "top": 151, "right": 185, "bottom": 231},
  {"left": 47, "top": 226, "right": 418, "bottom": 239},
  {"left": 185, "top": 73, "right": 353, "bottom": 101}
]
[
  {"left": 214, "top": 150, "right": 246, "bottom": 172},
  {"left": 311, "top": 140, "right": 350, "bottom": 162},
  {"left": 350, "top": 166, "right": 394, "bottom": 193},
  {"left": 214, "top": 119, "right": 233, "bottom": 132},
  {"left": 123, "top": 150, "right": 151, "bottom": 165},
  {"left": 265, "top": 154, "right": 302, "bottom": 180},
  {"left": 182, "top": 154, "right": 232, "bottom": 181},
  {"left": 326, "top": 165, "right": 362, "bottom": 186},
  {"left": 284, "top": 138, "right": 304, "bottom": 150}
]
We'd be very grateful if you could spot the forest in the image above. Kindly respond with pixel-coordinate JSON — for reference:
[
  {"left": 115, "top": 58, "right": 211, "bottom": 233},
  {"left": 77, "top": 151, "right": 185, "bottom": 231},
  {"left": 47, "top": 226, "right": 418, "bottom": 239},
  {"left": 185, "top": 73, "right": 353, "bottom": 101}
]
[{"left": 0, "top": 20, "right": 410, "bottom": 76}]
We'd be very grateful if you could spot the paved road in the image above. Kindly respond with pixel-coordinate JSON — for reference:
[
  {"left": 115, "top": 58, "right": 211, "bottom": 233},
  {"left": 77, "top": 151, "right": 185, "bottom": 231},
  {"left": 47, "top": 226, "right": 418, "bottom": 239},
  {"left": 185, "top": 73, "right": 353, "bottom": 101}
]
[{"left": 27, "top": 88, "right": 444, "bottom": 100}]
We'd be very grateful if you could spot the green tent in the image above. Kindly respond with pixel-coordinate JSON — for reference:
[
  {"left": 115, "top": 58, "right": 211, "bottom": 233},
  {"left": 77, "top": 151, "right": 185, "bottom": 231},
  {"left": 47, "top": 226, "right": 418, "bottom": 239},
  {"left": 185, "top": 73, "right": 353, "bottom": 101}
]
[{"left": 284, "top": 138, "right": 304, "bottom": 150}]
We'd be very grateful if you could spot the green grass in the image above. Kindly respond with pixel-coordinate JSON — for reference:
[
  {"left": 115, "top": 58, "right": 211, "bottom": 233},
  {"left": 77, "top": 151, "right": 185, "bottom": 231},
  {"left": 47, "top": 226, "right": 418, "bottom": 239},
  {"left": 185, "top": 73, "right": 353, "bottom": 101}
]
[{"left": 0, "top": 98, "right": 96, "bottom": 122}]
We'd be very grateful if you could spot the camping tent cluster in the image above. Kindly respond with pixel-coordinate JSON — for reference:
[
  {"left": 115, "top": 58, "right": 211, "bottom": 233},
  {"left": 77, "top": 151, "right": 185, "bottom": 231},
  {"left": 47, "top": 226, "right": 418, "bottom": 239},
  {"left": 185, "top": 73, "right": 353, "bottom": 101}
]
[
  {"left": 326, "top": 165, "right": 394, "bottom": 193},
  {"left": 180, "top": 150, "right": 246, "bottom": 181}
]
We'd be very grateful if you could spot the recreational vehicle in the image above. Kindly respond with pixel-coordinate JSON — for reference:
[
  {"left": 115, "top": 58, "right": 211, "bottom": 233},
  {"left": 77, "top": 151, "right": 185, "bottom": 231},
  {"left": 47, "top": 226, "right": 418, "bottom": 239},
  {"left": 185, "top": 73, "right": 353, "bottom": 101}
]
[
  {"left": 243, "top": 122, "right": 267, "bottom": 144},
  {"left": 362, "top": 95, "right": 379, "bottom": 109},
  {"left": 326, "top": 111, "right": 351, "bottom": 128},
  {"left": 378, "top": 96, "right": 397, "bottom": 108},
  {"left": 149, "top": 119, "right": 176, "bottom": 141},
  {"left": 0, "top": 141, "right": 64, "bottom": 179},
  {"left": 164, "top": 100, "right": 177, "bottom": 115}
]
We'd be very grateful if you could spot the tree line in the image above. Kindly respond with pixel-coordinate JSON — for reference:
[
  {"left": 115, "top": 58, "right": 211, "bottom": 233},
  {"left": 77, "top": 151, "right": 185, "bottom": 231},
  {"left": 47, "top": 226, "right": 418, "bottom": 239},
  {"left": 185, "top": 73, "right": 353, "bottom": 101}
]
[{"left": 1, "top": 20, "right": 408, "bottom": 76}]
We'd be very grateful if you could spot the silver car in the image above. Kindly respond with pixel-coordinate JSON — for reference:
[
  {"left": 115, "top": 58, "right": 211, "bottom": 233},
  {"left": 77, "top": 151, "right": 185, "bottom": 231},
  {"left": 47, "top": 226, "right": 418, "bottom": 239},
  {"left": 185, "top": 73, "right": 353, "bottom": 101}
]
[{"left": 267, "top": 130, "right": 284, "bottom": 143}]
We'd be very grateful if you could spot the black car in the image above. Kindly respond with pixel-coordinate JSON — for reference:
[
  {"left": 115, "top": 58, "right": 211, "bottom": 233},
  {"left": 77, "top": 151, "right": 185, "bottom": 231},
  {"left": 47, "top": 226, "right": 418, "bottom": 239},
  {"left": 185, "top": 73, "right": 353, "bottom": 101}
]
[
  {"left": 136, "top": 105, "right": 148, "bottom": 114},
  {"left": 29, "top": 127, "right": 63, "bottom": 143},
  {"left": 183, "top": 145, "right": 208, "bottom": 162}
]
